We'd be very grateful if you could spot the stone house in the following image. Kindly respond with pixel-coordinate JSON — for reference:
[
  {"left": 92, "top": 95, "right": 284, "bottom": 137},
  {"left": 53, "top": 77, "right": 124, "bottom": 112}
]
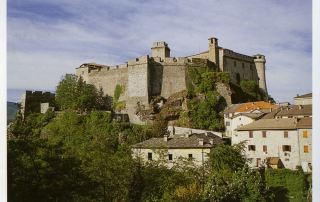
[
  {"left": 294, "top": 93, "right": 312, "bottom": 105},
  {"left": 232, "top": 117, "right": 312, "bottom": 172},
  {"left": 223, "top": 101, "right": 278, "bottom": 137},
  {"left": 131, "top": 131, "right": 225, "bottom": 168},
  {"left": 262, "top": 104, "right": 312, "bottom": 119}
]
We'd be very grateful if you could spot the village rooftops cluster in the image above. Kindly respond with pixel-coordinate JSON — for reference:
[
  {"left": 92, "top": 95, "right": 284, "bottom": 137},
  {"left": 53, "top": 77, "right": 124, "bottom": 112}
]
[
  {"left": 262, "top": 105, "right": 312, "bottom": 119},
  {"left": 132, "top": 132, "right": 224, "bottom": 149}
]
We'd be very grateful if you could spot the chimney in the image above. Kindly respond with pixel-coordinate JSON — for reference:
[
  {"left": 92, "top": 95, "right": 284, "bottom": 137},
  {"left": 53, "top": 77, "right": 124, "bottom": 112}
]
[
  {"left": 164, "top": 135, "right": 168, "bottom": 142},
  {"left": 296, "top": 94, "right": 299, "bottom": 97},
  {"left": 198, "top": 138, "right": 204, "bottom": 146}
]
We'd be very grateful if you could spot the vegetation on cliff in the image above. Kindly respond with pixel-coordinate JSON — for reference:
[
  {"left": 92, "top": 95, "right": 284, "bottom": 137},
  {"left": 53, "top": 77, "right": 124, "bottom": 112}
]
[
  {"left": 176, "top": 65, "right": 230, "bottom": 131},
  {"left": 230, "top": 79, "right": 274, "bottom": 103},
  {"left": 113, "top": 84, "right": 126, "bottom": 112}
]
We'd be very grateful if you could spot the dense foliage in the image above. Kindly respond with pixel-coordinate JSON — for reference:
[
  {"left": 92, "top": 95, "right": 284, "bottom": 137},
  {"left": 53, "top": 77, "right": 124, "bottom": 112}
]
[
  {"left": 55, "top": 74, "right": 107, "bottom": 112},
  {"left": 231, "top": 80, "right": 275, "bottom": 103},
  {"left": 265, "top": 168, "right": 311, "bottom": 202},
  {"left": 8, "top": 111, "right": 311, "bottom": 201},
  {"left": 184, "top": 66, "right": 228, "bottom": 131},
  {"left": 113, "top": 84, "right": 126, "bottom": 111}
]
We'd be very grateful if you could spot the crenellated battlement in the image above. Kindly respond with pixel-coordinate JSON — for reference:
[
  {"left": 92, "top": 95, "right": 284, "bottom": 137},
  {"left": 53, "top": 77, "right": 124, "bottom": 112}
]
[
  {"left": 151, "top": 57, "right": 189, "bottom": 64},
  {"left": 128, "top": 55, "right": 149, "bottom": 65}
]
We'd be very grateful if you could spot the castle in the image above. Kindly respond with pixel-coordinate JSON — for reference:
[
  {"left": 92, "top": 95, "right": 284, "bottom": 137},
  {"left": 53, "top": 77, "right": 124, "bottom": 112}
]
[{"left": 75, "top": 36, "right": 268, "bottom": 124}]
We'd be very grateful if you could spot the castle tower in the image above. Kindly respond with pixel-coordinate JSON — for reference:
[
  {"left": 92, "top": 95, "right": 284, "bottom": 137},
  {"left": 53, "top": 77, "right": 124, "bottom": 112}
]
[
  {"left": 151, "top": 42, "right": 170, "bottom": 58},
  {"left": 208, "top": 37, "right": 220, "bottom": 69},
  {"left": 254, "top": 54, "right": 268, "bottom": 95}
]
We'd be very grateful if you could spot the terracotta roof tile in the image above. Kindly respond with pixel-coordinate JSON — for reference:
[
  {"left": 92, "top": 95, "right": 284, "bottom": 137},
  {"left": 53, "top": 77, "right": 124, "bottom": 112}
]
[{"left": 236, "top": 101, "right": 278, "bottom": 112}]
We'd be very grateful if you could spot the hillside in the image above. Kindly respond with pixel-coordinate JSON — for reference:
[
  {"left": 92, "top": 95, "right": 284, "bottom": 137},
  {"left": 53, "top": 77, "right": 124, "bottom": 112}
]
[{"left": 7, "top": 102, "right": 18, "bottom": 123}]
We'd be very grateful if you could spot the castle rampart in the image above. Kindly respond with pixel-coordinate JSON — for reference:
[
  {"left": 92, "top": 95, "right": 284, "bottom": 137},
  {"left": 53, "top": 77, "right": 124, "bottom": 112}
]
[{"left": 75, "top": 36, "right": 268, "bottom": 124}]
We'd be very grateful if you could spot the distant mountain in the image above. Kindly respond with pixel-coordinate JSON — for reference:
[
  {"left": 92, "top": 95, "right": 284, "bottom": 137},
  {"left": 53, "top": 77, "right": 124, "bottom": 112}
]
[{"left": 7, "top": 102, "right": 18, "bottom": 123}]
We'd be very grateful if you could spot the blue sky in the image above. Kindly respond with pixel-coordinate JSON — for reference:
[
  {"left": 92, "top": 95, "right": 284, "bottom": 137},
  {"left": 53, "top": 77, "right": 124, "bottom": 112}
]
[{"left": 7, "top": 0, "right": 312, "bottom": 102}]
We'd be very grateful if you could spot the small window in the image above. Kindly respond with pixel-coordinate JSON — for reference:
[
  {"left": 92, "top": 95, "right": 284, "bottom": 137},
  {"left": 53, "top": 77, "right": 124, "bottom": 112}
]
[
  {"left": 248, "top": 145, "right": 256, "bottom": 151},
  {"left": 249, "top": 131, "right": 253, "bottom": 138},
  {"left": 304, "top": 146, "right": 309, "bottom": 153},
  {"left": 256, "top": 158, "right": 261, "bottom": 167},
  {"left": 188, "top": 154, "right": 193, "bottom": 160},
  {"left": 284, "top": 131, "right": 288, "bottom": 138},
  {"left": 234, "top": 61, "right": 237, "bottom": 67},
  {"left": 81, "top": 71, "right": 84, "bottom": 75},
  {"left": 282, "top": 145, "right": 291, "bottom": 152},
  {"left": 263, "top": 145, "right": 267, "bottom": 152},
  {"left": 168, "top": 154, "right": 173, "bottom": 160},
  {"left": 226, "top": 121, "right": 230, "bottom": 126},
  {"left": 239, "top": 117, "right": 241, "bottom": 120},
  {"left": 148, "top": 152, "right": 152, "bottom": 160},
  {"left": 262, "top": 131, "right": 266, "bottom": 138},
  {"left": 303, "top": 131, "right": 308, "bottom": 138},
  {"left": 242, "top": 63, "right": 245, "bottom": 68}
]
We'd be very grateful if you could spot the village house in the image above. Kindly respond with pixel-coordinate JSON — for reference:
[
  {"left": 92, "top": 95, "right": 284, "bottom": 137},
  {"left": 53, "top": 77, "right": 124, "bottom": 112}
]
[
  {"left": 224, "top": 101, "right": 278, "bottom": 137},
  {"left": 232, "top": 117, "right": 312, "bottom": 172},
  {"left": 262, "top": 104, "right": 312, "bottom": 119},
  {"left": 294, "top": 93, "right": 312, "bottom": 105},
  {"left": 131, "top": 130, "right": 225, "bottom": 168}
]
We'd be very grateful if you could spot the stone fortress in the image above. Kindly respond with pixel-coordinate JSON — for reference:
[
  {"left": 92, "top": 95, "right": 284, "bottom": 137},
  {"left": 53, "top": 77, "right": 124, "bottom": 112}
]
[{"left": 75, "top": 36, "right": 268, "bottom": 124}]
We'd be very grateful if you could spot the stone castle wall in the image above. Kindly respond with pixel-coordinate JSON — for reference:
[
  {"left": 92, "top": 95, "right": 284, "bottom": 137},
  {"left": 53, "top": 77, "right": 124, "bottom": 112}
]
[
  {"left": 20, "top": 90, "right": 55, "bottom": 118},
  {"left": 75, "top": 36, "right": 267, "bottom": 124},
  {"left": 76, "top": 65, "right": 129, "bottom": 101}
]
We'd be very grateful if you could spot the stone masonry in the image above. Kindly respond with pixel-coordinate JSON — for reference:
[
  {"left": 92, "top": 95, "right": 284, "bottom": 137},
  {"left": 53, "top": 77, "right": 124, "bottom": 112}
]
[{"left": 76, "top": 36, "right": 267, "bottom": 124}]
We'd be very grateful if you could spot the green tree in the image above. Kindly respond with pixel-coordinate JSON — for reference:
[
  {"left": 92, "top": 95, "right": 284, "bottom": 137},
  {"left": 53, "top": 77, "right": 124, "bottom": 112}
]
[
  {"left": 150, "top": 115, "right": 169, "bottom": 138},
  {"left": 189, "top": 91, "right": 225, "bottom": 131},
  {"left": 55, "top": 74, "right": 107, "bottom": 113},
  {"left": 203, "top": 143, "right": 269, "bottom": 202},
  {"left": 55, "top": 74, "right": 79, "bottom": 110}
]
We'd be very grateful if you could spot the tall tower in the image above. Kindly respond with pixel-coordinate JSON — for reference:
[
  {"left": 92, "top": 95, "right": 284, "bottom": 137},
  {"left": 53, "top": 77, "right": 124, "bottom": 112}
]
[
  {"left": 208, "top": 37, "right": 220, "bottom": 69},
  {"left": 151, "top": 42, "right": 170, "bottom": 59},
  {"left": 254, "top": 54, "right": 268, "bottom": 95}
]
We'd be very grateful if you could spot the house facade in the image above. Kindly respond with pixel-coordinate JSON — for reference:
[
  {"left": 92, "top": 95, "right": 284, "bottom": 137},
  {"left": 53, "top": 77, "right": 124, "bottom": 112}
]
[
  {"left": 233, "top": 117, "right": 312, "bottom": 172},
  {"left": 131, "top": 131, "right": 225, "bottom": 168},
  {"left": 294, "top": 93, "right": 312, "bottom": 105}
]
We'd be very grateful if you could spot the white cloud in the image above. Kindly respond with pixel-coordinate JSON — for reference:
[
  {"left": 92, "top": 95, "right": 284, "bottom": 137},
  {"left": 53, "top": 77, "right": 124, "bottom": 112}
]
[{"left": 7, "top": 0, "right": 312, "bottom": 102}]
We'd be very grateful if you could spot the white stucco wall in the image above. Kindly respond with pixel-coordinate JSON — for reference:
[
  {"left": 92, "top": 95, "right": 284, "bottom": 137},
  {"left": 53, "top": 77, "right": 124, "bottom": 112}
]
[
  {"left": 294, "top": 98, "right": 312, "bottom": 105},
  {"left": 224, "top": 115, "right": 255, "bottom": 137},
  {"left": 232, "top": 130, "right": 307, "bottom": 171},
  {"left": 132, "top": 147, "right": 211, "bottom": 168},
  {"left": 298, "top": 129, "right": 312, "bottom": 172}
]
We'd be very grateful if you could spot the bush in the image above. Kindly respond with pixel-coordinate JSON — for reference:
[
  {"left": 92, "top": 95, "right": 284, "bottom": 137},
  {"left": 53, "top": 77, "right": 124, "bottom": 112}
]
[{"left": 265, "top": 169, "right": 308, "bottom": 202}]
